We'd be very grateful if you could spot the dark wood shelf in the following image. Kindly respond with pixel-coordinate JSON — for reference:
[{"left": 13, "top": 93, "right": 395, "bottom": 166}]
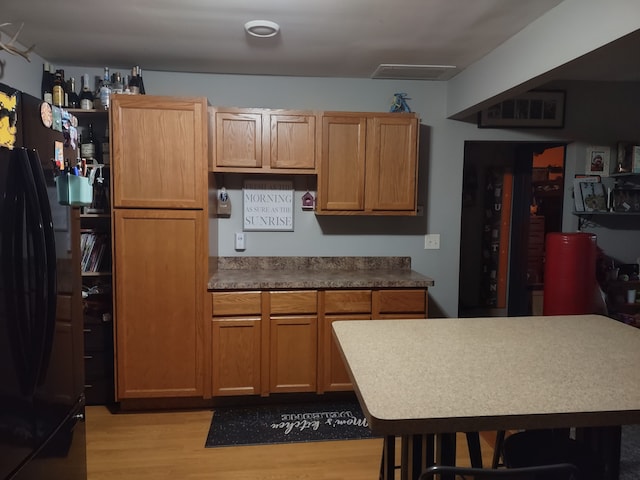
[{"left": 573, "top": 211, "right": 640, "bottom": 216}]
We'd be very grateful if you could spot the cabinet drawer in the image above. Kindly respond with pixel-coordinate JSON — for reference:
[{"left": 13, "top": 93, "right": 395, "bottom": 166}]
[
  {"left": 529, "top": 216, "right": 545, "bottom": 230},
  {"left": 212, "top": 291, "right": 262, "bottom": 316},
  {"left": 84, "top": 323, "right": 113, "bottom": 352},
  {"left": 324, "top": 290, "right": 371, "bottom": 313},
  {"left": 528, "top": 230, "right": 545, "bottom": 245},
  {"left": 84, "top": 351, "right": 113, "bottom": 379},
  {"left": 270, "top": 290, "right": 317, "bottom": 314},
  {"left": 84, "top": 378, "right": 114, "bottom": 405},
  {"left": 376, "top": 289, "right": 426, "bottom": 314}
]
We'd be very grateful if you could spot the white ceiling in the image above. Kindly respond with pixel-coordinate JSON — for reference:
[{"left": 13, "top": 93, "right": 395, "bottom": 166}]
[
  {"left": 1, "top": 0, "right": 638, "bottom": 83},
  {"left": 0, "top": 0, "right": 565, "bottom": 79}
]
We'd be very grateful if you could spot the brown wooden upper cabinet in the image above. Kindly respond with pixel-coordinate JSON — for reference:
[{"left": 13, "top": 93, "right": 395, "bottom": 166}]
[
  {"left": 111, "top": 95, "right": 208, "bottom": 209},
  {"left": 210, "top": 107, "right": 318, "bottom": 174},
  {"left": 317, "top": 112, "right": 419, "bottom": 215}
]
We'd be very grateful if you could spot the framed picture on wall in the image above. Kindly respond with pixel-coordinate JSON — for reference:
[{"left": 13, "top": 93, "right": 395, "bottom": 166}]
[
  {"left": 585, "top": 146, "right": 611, "bottom": 177},
  {"left": 477, "top": 90, "right": 565, "bottom": 128}
]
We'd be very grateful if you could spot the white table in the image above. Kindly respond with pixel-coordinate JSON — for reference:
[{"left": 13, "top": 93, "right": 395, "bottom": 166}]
[{"left": 333, "top": 315, "right": 640, "bottom": 480}]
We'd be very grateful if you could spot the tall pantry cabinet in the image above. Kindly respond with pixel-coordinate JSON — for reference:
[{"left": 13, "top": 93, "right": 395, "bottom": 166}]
[{"left": 110, "top": 95, "right": 209, "bottom": 399}]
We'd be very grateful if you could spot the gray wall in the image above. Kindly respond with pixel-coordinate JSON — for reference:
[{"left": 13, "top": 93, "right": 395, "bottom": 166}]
[{"left": 3, "top": 39, "right": 639, "bottom": 318}]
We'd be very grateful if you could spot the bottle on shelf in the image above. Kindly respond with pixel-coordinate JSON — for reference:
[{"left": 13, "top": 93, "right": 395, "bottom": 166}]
[
  {"left": 52, "top": 69, "right": 65, "bottom": 107},
  {"left": 41, "top": 62, "right": 53, "bottom": 104},
  {"left": 80, "top": 74, "right": 94, "bottom": 110},
  {"left": 98, "top": 67, "right": 112, "bottom": 111},
  {"left": 136, "top": 66, "right": 145, "bottom": 95},
  {"left": 122, "top": 74, "right": 131, "bottom": 94},
  {"left": 111, "top": 71, "right": 123, "bottom": 95},
  {"left": 80, "top": 123, "right": 99, "bottom": 162},
  {"left": 128, "top": 66, "right": 140, "bottom": 94},
  {"left": 67, "top": 77, "right": 80, "bottom": 109}
]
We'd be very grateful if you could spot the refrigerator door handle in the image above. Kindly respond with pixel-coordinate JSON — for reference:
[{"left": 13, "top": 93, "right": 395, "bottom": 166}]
[
  {"left": 26, "top": 148, "right": 57, "bottom": 385},
  {"left": 1, "top": 148, "right": 33, "bottom": 396},
  {"left": 0, "top": 147, "right": 53, "bottom": 397}
]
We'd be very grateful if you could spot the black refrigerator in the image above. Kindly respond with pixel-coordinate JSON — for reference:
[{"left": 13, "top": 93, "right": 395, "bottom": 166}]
[{"left": 0, "top": 84, "right": 87, "bottom": 480}]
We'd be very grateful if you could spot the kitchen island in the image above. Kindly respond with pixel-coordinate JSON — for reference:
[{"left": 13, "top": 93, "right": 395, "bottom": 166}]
[{"left": 208, "top": 257, "right": 434, "bottom": 397}]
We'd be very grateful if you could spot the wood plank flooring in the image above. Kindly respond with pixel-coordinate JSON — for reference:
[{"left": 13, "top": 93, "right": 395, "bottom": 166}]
[{"left": 85, "top": 406, "right": 497, "bottom": 480}]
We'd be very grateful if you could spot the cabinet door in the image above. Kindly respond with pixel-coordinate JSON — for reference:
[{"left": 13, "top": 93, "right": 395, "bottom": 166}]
[
  {"left": 213, "top": 109, "right": 263, "bottom": 169},
  {"left": 111, "top": 95, "right": 208, "bottom": 209},
  {"left": 320, "top": 314, "right": 370, "bottom": 392},
  {"left": 269, "top": 113, "right": 317, "bottom": 170},
  {"left": 269, "top": 315, "right": 317, "bottom": 393},
  {"left": 114, "top": 209, "right": 205, "bottom": 399},
  {"left": 365, "top": 115, "right": 418, "bottom": 212},
  {"left": 319, "top": 114, "right": 367, "bottom": 211},
  {"left": 318, "top": 290, "right": 371, "bottom": 393},
  {"left": 212, "top": 318, "right": 261, "bottom": 396}
]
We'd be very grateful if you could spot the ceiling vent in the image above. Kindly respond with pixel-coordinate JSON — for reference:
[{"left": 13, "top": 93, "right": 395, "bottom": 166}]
[{"left": 371, "top": 64, "right": 458, "bottom": 81}]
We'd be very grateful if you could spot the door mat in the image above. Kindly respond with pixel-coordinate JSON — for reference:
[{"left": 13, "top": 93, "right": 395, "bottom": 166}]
[{"left": 205, "top": 400, "right": 377, "bottom": 447}]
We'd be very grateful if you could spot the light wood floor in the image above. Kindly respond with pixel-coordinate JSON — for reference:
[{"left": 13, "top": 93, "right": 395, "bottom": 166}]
[{"left": 85, "top": 406, "right": 497, "bottom": 480}]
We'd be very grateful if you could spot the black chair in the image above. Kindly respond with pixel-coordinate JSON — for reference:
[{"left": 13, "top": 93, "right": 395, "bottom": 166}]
[
  {"left": 502, "top": 430, "right": 604, "bottom": 480},
  {"left": 419, "top": 463, "right": 580, "bottom": 479},
  {"left": 380, "top": 432, "right": 485, "bottom": 479}
]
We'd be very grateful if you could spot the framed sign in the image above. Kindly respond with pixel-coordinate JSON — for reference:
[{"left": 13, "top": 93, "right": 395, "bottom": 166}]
[
  {"left": 478, "top": 90, "right": 565, "bottom": 128},
  {"left": 243, "top": 179, "right": 294, "bottom": 231}
]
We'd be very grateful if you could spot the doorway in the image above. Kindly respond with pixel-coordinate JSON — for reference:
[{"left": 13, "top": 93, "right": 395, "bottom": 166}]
[{"left": 458, "top": 141, "right": 566, "bottom": 317}]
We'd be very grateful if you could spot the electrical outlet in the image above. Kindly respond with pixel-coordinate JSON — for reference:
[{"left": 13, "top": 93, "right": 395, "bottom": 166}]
[
  {"left": 234, "top": 232, "right": 246, "bottom": 250},
  {"left": 424, "top": 233, "right": 440, "bottom": 250}
]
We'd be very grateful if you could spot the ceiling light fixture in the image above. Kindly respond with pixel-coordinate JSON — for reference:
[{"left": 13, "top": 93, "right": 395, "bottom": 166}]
[{"left": 244, "top": 20, "right": 280, "bottom": 38}]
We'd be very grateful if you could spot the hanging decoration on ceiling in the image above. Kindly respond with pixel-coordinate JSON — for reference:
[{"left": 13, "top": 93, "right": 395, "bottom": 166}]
[
  {"left": 0, "top": 23, "right": 36, "bottom": 62},
  {"left": 390, "top": 92, "right": 412, "bottom": 112}
]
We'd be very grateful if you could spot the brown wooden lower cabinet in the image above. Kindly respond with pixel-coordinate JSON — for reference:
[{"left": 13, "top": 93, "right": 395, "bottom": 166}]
[
  {"left": 211, "top": 317, "right": 261, "bottom": 396},
  {"left": 320, "top": 314, "right": 370, "bottom": 393},
  {"left": 269, "top": 315, "right": 317, "bottom": 393},
  {"left": 318, "top": 289, "right": 372, "bottom": 393},
  {"left": 114, "top": 209, "right": 205, "bottom": 400},
  {"left": 210, "top": 287, "right": 429, "bottom": 397},
  {"left": 210, "top": 291, "right": 262, "bottom": 396}
]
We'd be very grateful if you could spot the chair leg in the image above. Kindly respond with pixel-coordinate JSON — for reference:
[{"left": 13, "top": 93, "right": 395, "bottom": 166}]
[
  {"left": 465, "top": 432, "right": 483, "bottom": 468},
  {"left": 379, "top": 435, "right": 395, "bottom": 480},
  {"left": 491, "top": 430, "right": 506, "bottom": 469}
]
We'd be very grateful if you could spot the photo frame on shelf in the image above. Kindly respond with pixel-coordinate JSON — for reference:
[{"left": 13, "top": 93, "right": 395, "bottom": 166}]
[
  {"left": 572, "top": 175, "right": 600, "bottom": 212},
  {"left": 580, "top": 181, "right": 608, "bottom": 212},
  {"left": 585, "top": 146, "right": 611, "bottom": 177},
  {"left": 615, "top": 142, "right": 637, "bottom": 173},
  {"left": 477, "top": 90, "right": 565, "bottom": 128}
]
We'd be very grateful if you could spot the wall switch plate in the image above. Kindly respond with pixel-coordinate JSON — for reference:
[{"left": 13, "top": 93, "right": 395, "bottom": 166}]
[
  {"left": 424, "top": 233, "right": 440, "bottom": 250},
  {"left": 234, "top": 232, "right": 246, "bottom": 250}
]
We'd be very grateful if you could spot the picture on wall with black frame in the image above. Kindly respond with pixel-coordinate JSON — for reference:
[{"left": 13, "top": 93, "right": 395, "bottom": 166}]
[{"left": 477, "top": 90, "right": 565, "bottom": 129}]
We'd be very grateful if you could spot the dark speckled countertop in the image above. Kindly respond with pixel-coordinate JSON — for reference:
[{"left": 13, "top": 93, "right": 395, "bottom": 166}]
[{"left": 207, "top": 257, "right": 434, "bottom": 290}]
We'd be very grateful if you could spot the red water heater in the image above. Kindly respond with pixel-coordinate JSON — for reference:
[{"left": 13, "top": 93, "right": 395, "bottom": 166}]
[{"left": 543, "top": 232, "right": 597, "bottom": 315}]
